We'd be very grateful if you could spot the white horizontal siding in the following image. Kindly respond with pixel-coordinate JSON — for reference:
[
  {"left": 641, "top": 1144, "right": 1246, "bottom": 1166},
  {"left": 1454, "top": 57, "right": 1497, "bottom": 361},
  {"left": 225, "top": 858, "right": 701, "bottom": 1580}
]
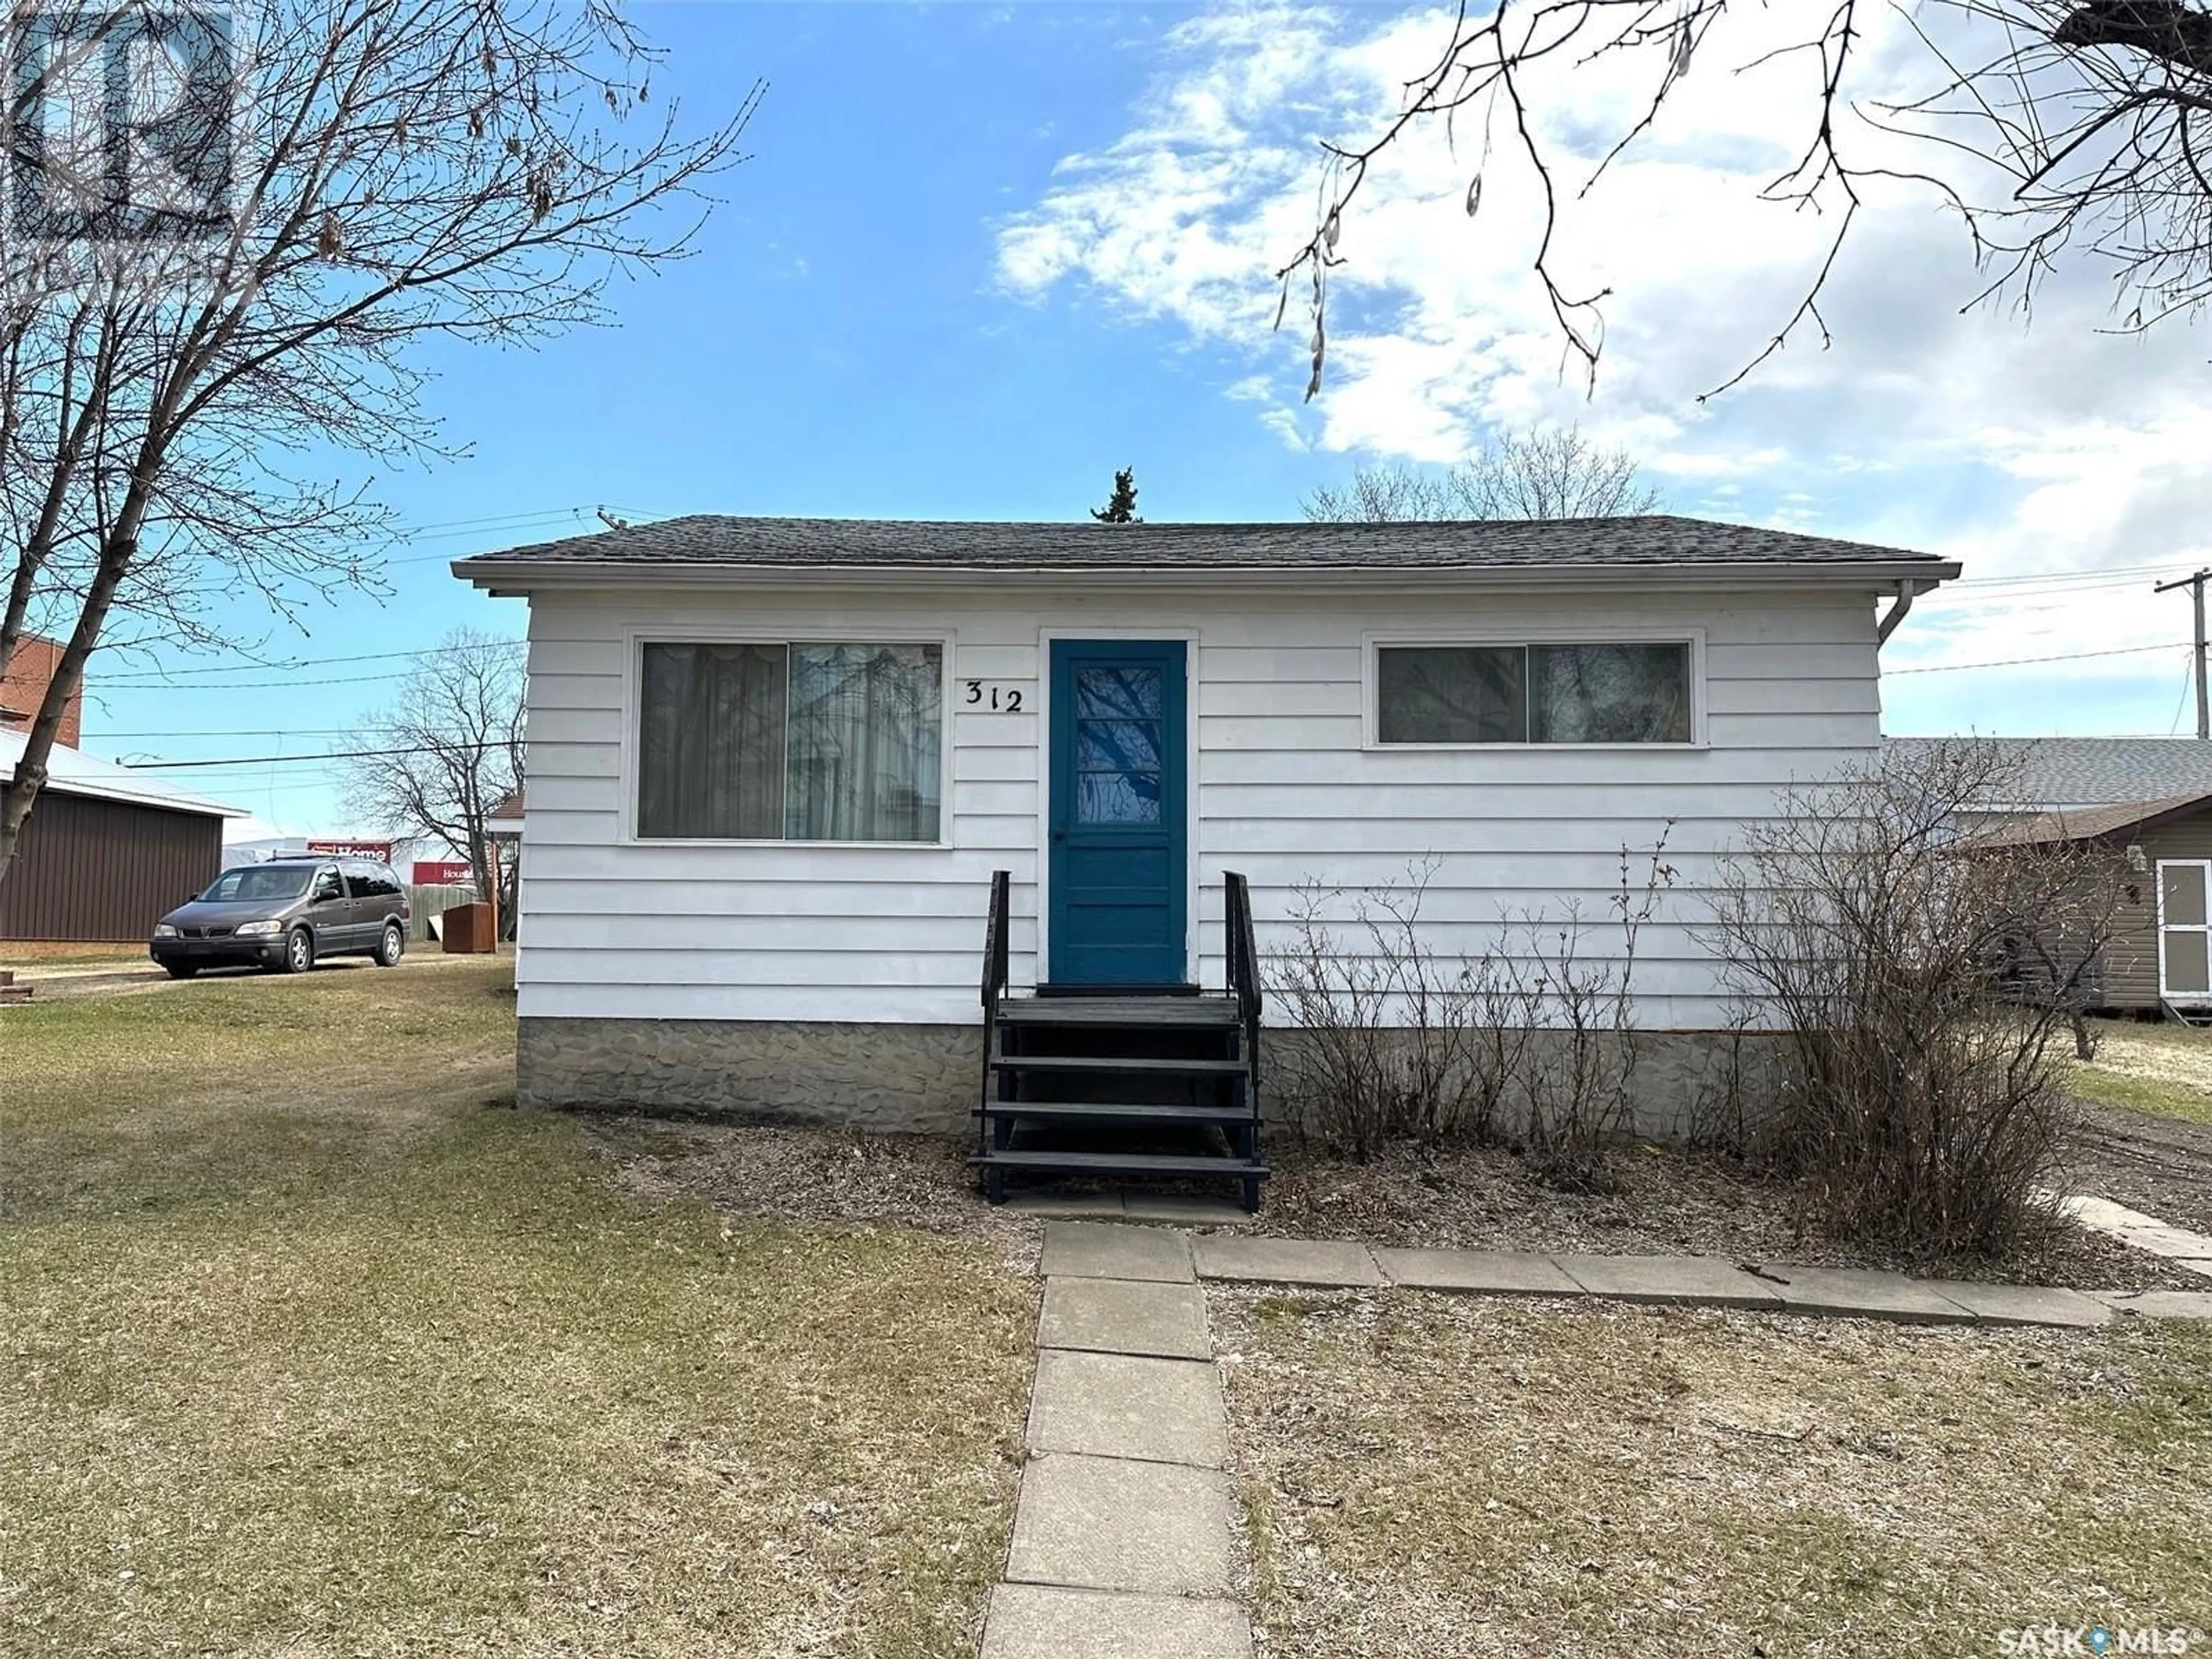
[{"left": 513, "top": 584, "right": 1885, "bottom": 1028}]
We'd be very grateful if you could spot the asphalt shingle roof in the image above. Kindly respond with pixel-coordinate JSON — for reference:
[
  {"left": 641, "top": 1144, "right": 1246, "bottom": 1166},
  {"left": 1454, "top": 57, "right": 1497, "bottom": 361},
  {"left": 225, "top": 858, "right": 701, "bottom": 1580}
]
[
  {"left": 456, "top": 514, "right": 1951, "bottom": 574},
  {"left": 1979, "top": 792, "right": 2212, "bottom": 845},
  {"left": 1886, "top": 736, "right": 2212, "bottom": 810}
]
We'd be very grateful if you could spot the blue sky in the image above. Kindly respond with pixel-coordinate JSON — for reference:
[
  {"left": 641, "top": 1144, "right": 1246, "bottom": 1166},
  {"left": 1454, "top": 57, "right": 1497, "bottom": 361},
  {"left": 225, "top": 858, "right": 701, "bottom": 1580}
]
[{"left": 85, "top": 2, "right": 2212, "bottom": 833}]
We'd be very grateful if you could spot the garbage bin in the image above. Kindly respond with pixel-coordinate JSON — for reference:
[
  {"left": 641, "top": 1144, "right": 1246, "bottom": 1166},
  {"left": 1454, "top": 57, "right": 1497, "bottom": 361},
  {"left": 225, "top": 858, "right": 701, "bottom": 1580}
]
[{"left": 440, "top": 900, "right": 497, "bottom": 954}]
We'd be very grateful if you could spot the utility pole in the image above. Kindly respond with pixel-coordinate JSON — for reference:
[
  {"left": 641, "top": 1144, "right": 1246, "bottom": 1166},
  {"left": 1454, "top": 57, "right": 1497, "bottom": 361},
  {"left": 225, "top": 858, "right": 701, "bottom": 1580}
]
[{"left": 2157, "top": 569, "right": 2212, "bottom": 738}]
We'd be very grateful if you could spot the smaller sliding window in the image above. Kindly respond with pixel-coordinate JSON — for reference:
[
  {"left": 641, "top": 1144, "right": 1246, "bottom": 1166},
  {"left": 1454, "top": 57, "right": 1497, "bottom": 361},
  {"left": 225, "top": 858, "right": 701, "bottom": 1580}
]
[
  {"left": 637, "top": 641, "right": 944, "bottom": 841},
  {"left": 1376, "top": 641, "right": 1692, "bottom": 745}
]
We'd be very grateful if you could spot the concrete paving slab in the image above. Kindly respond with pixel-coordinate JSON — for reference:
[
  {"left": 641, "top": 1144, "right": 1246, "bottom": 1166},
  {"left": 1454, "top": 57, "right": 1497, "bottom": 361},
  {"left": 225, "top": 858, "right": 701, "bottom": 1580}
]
[
  {"left": 1007, "top": 1452, "right": 1237, "bottom": 1596},
  {"left": 1119, "top": 1194, "right": 1252, "bottom": 1226},
  {"left": 1373, "top": 1247, "right": 1584, "bottom": 1297},
  {"left": 1928, "top": 1280, "right": 2112, "bottom": 1329},
  {"left": 1752, "top": 1264, "right": 1978, "bottom": 1324},
  {"left": 1027, "top": 1350, "right": 1228, "bottom": 1467},
  {"left": 2065, "top": 1194, "right": 2166, "bottom": 1232},
  {"left": 1552, "top": 1253, "right": 1784, "bottom": 1309},
  {"left": 1007, "top": 1192, "right": 1127, "bottom": 1219},
  {"left": 1191, "top": 1234, "right": 1384, "bottom": 1287},
  {"left": 1039, "top": 1221, "right": 1194, "bottom": 1283},
  {"left": 2114, "top": 1225, "right": 2212, "bottom": 1259},
  {"left": 2101, "top": 1289, "right": 2212, "bottom": 1320},
  {"left": 981, "top": 1584, "right": 1252, "bottom": 1659},
  {"left": 1039, "top": 1277, "right": 1213, "bottom": 1361}
]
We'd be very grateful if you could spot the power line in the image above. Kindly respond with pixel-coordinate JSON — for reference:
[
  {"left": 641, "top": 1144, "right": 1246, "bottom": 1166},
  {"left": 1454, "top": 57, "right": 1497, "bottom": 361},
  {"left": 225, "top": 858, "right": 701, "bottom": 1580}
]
[
  {"left": 1887, "top": 641, "right": 2182, "bottom": 675},
  {"left": 123, "top": 739, "right": 509, "bottom": 770},
  {"left": 94, "top": 637, "right": 522, "bottom": 685}
]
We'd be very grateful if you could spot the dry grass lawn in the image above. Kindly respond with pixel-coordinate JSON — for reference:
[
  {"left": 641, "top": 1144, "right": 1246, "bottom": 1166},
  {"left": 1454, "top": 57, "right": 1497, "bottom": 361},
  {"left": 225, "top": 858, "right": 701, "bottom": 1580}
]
[
  {"left": 2070, "top": 1019, "right": 2212, "bottom": 1127},
  {"left": 0, "top": 958, "right": 1034, "bottom": 1658},
  {"left": 1219, "top": 1287, "right": 2212, "bottom": 1657}
]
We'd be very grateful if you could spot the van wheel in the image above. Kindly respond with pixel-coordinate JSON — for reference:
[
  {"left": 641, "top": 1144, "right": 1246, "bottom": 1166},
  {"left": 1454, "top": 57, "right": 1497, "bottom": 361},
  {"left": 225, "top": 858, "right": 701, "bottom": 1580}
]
[
  {"left": 282, "top": 929, "right": 314, "bottom": 975},
  {"left": 162, "top": 963, "right": 199, "bottom": 980},
  {"left": 374, "top": 923, "right": 404, "bottom": 967}
]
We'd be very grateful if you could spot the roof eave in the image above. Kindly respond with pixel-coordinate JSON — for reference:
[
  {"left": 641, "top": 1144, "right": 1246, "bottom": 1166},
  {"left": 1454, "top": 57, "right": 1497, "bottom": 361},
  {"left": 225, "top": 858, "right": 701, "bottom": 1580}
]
[{"left": 453, "top": 557, "right": 1960, "bottom": 599}]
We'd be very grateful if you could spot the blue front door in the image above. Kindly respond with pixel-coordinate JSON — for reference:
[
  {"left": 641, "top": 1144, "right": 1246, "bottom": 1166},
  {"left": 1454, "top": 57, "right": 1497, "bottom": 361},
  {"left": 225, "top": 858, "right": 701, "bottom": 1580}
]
[{"left": 1047, "top": 639, "right": 1189, "bottom": 987}]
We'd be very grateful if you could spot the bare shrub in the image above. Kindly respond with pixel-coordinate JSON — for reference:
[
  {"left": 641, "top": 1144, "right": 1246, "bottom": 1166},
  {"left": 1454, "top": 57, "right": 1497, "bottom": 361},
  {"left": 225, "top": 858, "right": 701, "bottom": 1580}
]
[
  {"left": 1266, "top": 858, "right": 1503, "bottom": 1161},
  {"left": 1265, "top": 836, "right": 1673, "bottom": 1185},
  {"left": 1513, "top": 838, "right": 1675, "bottom": 1191},
  {"left": 1703, "top": 740, "right": 2127, "bottom": 1260}
]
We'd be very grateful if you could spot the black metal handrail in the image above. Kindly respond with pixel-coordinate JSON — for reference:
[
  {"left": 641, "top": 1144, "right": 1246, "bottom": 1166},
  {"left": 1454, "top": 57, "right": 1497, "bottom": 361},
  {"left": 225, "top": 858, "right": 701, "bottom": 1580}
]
[
  {"left": 1222, "top": 869, "right": 1262, "bottom": 1097},
  {"left": 980, "top": 868, "right": 1011, "bottom": 1015},
  {"left": 978, "top": 870, "right": 1012, "bottom": 1160}
]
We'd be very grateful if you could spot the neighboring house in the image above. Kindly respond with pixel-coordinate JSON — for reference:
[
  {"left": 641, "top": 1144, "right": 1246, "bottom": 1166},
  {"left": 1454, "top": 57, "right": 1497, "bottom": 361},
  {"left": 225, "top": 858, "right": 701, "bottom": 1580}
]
[
  {"left": 456, "top": 513, "right": 1956, "bottom": 1173},
  {"left": 0, "top": 734, "right": 247, "bottom": 941},
  {"left": 1887, "top": 736, "right": 2212, "bottom": 1016},
  {"left": 1, "top": 636, "right": 84, "bottom": 748},
  {"left": 1982, "top": 793, "right": 2212, "bottom": 1016},
  {"left": 486, "top": 789, "right": 525, "bottom": 839}
]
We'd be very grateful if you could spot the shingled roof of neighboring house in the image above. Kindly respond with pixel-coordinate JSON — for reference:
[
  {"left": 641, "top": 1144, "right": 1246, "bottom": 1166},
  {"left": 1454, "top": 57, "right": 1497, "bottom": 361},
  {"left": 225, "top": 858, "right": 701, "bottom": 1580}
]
[
  {"left": 1886, "top": 736, "right": 2212, "bottom": 811},
  {"left": 454, "top": 513, "right": 1956, "bottom": 578},
  {"left": 1978, "top": 792, "right": 2212, "bottom": 846}
]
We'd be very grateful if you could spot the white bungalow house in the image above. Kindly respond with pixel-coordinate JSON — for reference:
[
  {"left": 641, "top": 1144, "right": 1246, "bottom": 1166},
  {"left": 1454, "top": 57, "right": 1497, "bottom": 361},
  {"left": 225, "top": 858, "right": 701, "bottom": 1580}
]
[{"left": 456, "top": 515, "right": 1955, "bottom": 1206}]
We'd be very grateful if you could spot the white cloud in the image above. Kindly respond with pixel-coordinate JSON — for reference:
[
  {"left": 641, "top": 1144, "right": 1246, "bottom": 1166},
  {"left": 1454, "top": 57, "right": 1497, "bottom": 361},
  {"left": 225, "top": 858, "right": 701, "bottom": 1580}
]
[{"left": 993, "top": 1, "right": 2212, "bottom": 731}]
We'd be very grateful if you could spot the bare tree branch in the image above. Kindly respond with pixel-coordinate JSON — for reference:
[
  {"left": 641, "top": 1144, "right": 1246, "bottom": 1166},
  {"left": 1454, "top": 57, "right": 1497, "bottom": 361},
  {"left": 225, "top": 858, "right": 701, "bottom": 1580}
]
[
  {"left": 0, "top": 0, "right": 760, "bottom": 888},
  {"left": 1280, "top": 0, "right": 2212, "bottom": 397},
  {"left": 1301, "top": 425, "right": 1664, "bottom": 522}
]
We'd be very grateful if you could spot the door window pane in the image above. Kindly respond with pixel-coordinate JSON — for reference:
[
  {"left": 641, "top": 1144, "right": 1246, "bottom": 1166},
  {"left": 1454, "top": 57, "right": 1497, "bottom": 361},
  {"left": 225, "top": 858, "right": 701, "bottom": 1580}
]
[
  {"left": 1077, "top": 719, "right": 1162, "bottom": 774},
  {"left": 2163, "top": 863, "right": 2207, "bottom": 926},
  {"left": 1376, "top": 646, "right": 1526, "bottom": 743},
  {"left": 786, "top": 643, "right": 943, "bottom": 841},
  {"left": 1078, "top": 771, "right": 1162, "bottom": 824},
  {"left": 1075, "top": 666, "right": 1163, "bottom": 720},
  {"left": 1531, "top": 643, "right": 1692, "bottom": 743},
  {"left": 2166, "top": 929, "right": 2211, "bottom": 994}
]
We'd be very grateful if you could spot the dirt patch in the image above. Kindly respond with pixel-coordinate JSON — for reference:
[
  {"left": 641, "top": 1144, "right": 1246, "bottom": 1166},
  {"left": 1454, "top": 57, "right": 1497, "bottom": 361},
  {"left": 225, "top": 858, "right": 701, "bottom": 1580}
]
[
  {"left": 1251, "top": 1138, "right": 2196, "bottom": 1291},
  {"left": 590, "top": 1115, "right": 2192, "bottom": 1293},
  {"left": 2066, "top": 1100, "right": 2212, "bottom": 1237},
  {"left": 591, "top": 1117, "right": 1039, "bottom": 1271},
  {"left": 1215, "top": 1287, "right": 2212, "bottom": 1658}
]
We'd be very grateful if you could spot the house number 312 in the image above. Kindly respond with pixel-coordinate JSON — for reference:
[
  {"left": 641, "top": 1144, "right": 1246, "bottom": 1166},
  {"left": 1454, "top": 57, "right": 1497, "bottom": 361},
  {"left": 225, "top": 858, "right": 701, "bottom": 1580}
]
[{"left": 965, "top": 680, "right": 1024, "bottom": 713}]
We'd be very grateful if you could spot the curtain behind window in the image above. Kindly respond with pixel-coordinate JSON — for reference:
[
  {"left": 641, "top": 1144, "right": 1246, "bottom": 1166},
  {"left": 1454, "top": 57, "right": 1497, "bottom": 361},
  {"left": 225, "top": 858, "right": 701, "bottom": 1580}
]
[
  {"left": 1376, "top": 646, "right": 1525, "bottom": 743},
  {"left": 786, "top": 644, "right": 942, "bottom": 840},
  {"left": 639, "top": 643, "right": 787, "bottom": 837}
]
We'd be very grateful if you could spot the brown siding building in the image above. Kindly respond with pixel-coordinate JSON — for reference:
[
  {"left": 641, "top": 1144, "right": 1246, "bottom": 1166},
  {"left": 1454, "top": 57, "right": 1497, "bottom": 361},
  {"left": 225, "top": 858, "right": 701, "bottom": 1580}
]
[
  {"left": 0, "top": 737, "right": 241, "bottom": 942},
  {"left": 1991, "top": 793, "right": 2212, "bottom": 1014}
]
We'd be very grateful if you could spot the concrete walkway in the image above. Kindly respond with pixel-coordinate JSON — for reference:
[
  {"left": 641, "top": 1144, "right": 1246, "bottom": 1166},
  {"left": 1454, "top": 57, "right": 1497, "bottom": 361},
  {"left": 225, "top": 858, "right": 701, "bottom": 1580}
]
[
  {"left": 2062, "top": 1194, "right": 2212, "bottom": 1282},
  {"left": 1182, "top": 1229, "right": 2212, "bottom": 1325},
  {"left": 978, "top": 1220, "right": 2212, "bottom": 1652},
  {"left": 980, "top": 1224, "right": 1253, "bottom": 1659}
]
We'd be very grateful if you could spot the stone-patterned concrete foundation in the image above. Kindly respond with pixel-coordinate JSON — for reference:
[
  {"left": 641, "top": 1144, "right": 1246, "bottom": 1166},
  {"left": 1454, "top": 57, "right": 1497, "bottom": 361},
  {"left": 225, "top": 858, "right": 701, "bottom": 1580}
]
[
  {"left": 515, "top": 1015, "right": 975, "bottom": 1133},
  {"left": 516, "top": 1014, "right": 1777, "bottom": 1142}
]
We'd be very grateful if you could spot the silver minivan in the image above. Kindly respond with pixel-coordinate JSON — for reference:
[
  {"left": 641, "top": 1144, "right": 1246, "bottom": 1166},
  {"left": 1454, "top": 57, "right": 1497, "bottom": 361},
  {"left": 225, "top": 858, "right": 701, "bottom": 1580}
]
[{"left": 150, "top": 855, "right": 412, "bottom": 979}]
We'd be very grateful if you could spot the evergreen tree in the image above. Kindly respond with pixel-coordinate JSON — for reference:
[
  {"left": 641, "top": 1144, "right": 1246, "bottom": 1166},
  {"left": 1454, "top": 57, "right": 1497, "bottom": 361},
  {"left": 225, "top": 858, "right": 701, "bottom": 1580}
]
[{"left": 1090, "top": 467, "right": 1140, "bottom": 523}]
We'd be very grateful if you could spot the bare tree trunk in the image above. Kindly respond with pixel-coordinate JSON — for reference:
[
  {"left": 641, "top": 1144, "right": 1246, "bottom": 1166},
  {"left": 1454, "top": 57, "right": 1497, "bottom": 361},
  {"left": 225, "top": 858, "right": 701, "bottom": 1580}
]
[{"left": 0, "top": 531, "right": 131, "bottom": 877}]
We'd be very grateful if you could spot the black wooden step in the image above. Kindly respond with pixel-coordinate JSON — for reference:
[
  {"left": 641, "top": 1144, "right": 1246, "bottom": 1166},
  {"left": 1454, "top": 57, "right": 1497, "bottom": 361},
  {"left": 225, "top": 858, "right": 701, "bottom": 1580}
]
[
  {"left": 967, "top": 1149, "right": 1271, "bottom": 1179},
  {"left": 989, "top": 1054, "right": 1249, "bottom": 1075},
  {"left": 976, "top": 1099, "right": 1258, "bottom": 1124},
  {"left": 998, "top": 996, "right": 1240, "bottom": 1027}
]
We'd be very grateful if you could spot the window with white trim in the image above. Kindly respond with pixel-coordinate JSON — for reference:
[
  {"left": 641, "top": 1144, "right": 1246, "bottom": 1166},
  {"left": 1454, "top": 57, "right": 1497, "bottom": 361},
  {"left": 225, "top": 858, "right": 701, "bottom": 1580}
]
[
  {"left": 2159, "top": 859, "right": 2212, "bottom": 997},
  {"left": 1374, "top": 641, "right": 1692, "bottom": 745},
  {"left": 637, "top": 641, "right": 944, "bottom": 841}
]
